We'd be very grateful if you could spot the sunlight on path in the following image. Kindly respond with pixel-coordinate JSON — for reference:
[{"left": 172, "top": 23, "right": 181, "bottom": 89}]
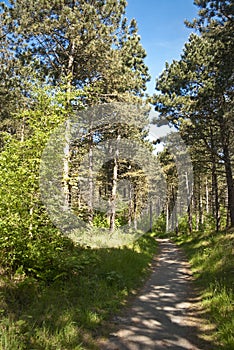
[{"left": 99, "top": 239, "right": 214, "bottom": 350}]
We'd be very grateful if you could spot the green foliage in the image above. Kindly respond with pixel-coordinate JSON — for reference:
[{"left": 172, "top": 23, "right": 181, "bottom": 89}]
[
  {"left": 153, "top": 214, "right": 166, "bottom": 234},
  {"left": 0, "top": 84, "right": 81, "bottom": 278},
  {"left": 92, "top": 213, "right": 109, "bottom": 228},
  {"left": 1, "top": 0, "right": 150, "bottom": 100},
  {"left": 153, "top": 0, "right": 234, "bottom": 228},
  {"left": 174, "top": 230, "right": 234, "bottom": 349},
  {"left": 0, "top": 2, "right": 153, "bottom": 348},
  {"left": 0, "top": 0, "right": 152, "bottom": 281},
  {"left": 0, "top": 235, "right": 157, "bottom": 349}
]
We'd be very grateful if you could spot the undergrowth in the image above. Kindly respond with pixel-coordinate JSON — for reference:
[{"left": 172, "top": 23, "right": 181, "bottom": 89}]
[
  {"left": 0, "top": 234, "right": 157, "bottom": 350},
  {"left": 173, "top": 229, "right": 234, "bottom": 350}
]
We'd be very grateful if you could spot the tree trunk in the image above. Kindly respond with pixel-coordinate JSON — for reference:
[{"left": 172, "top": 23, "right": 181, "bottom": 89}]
[
  {"left": 109, "top": 135, "right": 120, "bottom": 233},
  {"left": 29, "top": 195, "right": 34, "bottom": 238},
  {"left": 219, "top": 112, "right": 234, "bottom": 227},
  {"left": 128, "top": 183, "right": 133, "bottom": 227},
  {"left": 185, "top": 172, "right": 193, "bottom": 234},
  {"left": 174, "top": 200, "right": 178, "bottom": 235},
  {"left": 166, "top": 201, "right": 169, "bottom": 232},
  {"left": 149, "top": 200, "right": 153, "bottom": 232},
  {"left": 198, "top": 179, "right": 203, "bottom": 230},
  {"left": 206, "top": 177, "right": 209, "bottom": 214},
  {"left": 133, "top": 192, "right": 137, "bottom": 230},
  {"left": 63, "top": 119, "right": 71, "bottom": 210},
  {"left": 223, "top": 144, "right": 234, "bottom": 227},
  {"left": 63, "top": 39, "right": 75, "bottom": 211},
  {"left": 211, "top": 159, "right": 220, "bottom": 232},
  {"left": 88, "top": 139, "right": 93, "bottom": 224}
]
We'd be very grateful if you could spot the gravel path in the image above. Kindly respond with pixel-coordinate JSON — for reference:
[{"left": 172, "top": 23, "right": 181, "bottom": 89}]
[{"left": 99, "top": 238, "right": 214, "bottom": 350}]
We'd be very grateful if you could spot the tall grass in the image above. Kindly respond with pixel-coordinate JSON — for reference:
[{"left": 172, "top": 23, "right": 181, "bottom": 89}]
[
  {"left": 0, "top": 234, "right": 157, "bottom": 350},
  {"left": 173, "top": 230, "right": 234, "bottom": 350}
]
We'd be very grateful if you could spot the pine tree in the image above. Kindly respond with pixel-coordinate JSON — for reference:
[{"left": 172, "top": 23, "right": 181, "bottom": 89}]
[
  {"left": 153, "top": 26, "right": 234, "bottom": 228},
  {"left": 1, "top": 0, "right": 150, "bottom": 100},
  {"left": 1, "top": 0, "right": 151, "bottom": 231}
]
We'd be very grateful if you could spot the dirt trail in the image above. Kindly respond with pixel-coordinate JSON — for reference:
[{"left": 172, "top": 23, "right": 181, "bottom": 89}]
[{"left": 99, "top": 238, "right": 214, "bottom": 350}]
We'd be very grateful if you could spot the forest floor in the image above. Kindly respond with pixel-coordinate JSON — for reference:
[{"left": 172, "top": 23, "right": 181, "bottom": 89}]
[{"left": 98, "top": 239, "right": 215, "bottom": 350}]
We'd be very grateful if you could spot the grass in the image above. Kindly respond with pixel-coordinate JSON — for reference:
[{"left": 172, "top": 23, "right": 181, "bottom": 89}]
[
  {"left": 0, "top": 234, "right": 157, "bottom": 350},
  {"left": 172, "top": 229, "right": 234, "bottom": 350}
]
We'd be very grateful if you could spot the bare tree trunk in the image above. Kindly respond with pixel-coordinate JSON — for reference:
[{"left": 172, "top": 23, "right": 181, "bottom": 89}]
[
  {"left": 63, "top": 119, "right": 71, "bottom": 210},
  {"left": 171, "top": 186, "right": 178, "bottom": 234},
  {"left": 211, "top": 159, "right": 220, "bottom": 232},
  {"left": 206, "top": 177, "right": 209, "bottom": 214},
  {"left": 174, "top": 200, "right": 178, "bottom": 235},
  {"left": 133, "top": 192, "right": 137, "bottom": 230},
  {"left": 149, "top": 200, "right": 153, "bottom": 232},
  {"left": 219, "top": 113, "right": 234, "bottom": 228},
  {"left": 29, "top": 195, "right": 34, "bottom": 238},
  {"left": 198, "top": 178, "right": 203, "bottom": 230},
  {"left": 109, "top": 135, "right": 120, "bottom": 233},
  {"left": 128, "top": 183, "right": 133, "bottom": 227},
  {"left": 185, "top": 172, "right": 193, "bottom": 234},
  {"left": 171, "top": 186, "right": 175, "bottom": 231},
  {"left": 223, "top": 144, "right": 234, "bottom": 227},
  {"left": 199, "top": 191, "right": 203, "bottom": 229},
  {"left": 63, "top": 39, "right": 75, "bottom": 211},
  {"left": 88, "top": 139, "right": 93, "bottom": 224},
  {"left": 166, "top": 201, "right": 169, "bottom": 232}
]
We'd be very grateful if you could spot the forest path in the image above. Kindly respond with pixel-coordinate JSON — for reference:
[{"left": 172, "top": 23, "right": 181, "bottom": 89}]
[{"left": 99, "top": 238, "right": 214, "bottom": 350}]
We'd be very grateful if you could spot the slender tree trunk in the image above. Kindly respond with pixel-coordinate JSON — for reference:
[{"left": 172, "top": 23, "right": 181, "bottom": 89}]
[
  {"left": 171, "top": 186, "right": 175, "bottom": 232},
  {"left": 198, "top": 178, "right": 203, "bottom": 230},
  {"left": 171, "top": 185, "right": 178, "bottom": 234},
  {"left": 225, "top": 189, "right": 229, "bottom": 229},
  {"left": 174, "top": 200, "right": 178, "bottom": 235},
  {"left": 128, "top": 183, "right": 133, "bottom": 227},
  {"left": 166, "top": 200, "right": 169, "bottom": 232},
  {"left": 29, "top": 195, "right": 34, "bottom": 238},
  {"left": 199, "top": 192, "right": 203, "bottom": 229},
  {"left": 211, "top": 159, "right": 220, "bottom": 232},
  {"left": 63, "top": 39, "right": 75, "bottom": 210},
  {"left": 109, "top": 134, "right": 120, "bottom": 233},
  {"left": 133, "top": 192, "right": 137, "bottom": 230},
  {"left": 63, "top": 119, "right": 71, "bottom": 210},
  {"left": 223, "top": 144, "right": 234, "bottom": 227},
  {"left": 219, "top": 113, "right": 234, "bottom": 227},
  {"left": 88, "top": 138, "right": 94, "bottom": 224},
  {"left": 194, "top": 184, "right": 199, "bottom": 232},
  {"left": 206, "top": 177, "right": 209, "bottom": 214},
  {"left": 185, "top": 172, "right": 192, "bottom": 234},
  {"left": 149, "top": 200, "right": 153, "bottom": 232}
]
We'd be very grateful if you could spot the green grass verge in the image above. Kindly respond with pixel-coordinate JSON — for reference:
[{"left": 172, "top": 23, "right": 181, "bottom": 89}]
[
  {"left": 173, "top": 229, "right": 234, "bottom": 350},
  {"left": 0, "top": 234, "right": 157, "bottom": 350}
]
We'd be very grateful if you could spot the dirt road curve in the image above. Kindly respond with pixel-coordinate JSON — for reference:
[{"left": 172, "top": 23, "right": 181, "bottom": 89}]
[{"left": 99, "top": 238, "right": 213, "bottom": 350}]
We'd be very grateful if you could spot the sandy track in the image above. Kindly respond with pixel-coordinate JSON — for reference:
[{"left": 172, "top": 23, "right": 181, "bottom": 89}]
[{"left": 99, "top": 239, "right": 214, "bottom": 350}]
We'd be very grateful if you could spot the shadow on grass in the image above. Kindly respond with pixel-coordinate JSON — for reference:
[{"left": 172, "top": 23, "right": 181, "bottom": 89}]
[{"left": 0, "top": 235, "right": 157, "bottom": 350}]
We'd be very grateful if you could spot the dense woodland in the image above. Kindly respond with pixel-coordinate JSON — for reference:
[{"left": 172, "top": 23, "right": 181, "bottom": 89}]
[
  {"left": 0, "top": 1, "right": 233, "bottom": 349},
  {"left": 154, "top": 0, "right": 234, "bottom": 233},
  {"left": 0, "top": 0, "right": 233, "bottom": 273}
]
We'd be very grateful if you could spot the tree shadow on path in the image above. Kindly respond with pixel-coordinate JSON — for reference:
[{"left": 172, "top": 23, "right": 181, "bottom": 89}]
[{"left": 99, "top": 239, "right": 216, "bottom": 350}]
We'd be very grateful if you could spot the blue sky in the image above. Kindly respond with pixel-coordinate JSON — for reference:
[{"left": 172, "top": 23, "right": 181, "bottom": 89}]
[{"left": 126, "top": 0, "right": 198, "bottom": 95}]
